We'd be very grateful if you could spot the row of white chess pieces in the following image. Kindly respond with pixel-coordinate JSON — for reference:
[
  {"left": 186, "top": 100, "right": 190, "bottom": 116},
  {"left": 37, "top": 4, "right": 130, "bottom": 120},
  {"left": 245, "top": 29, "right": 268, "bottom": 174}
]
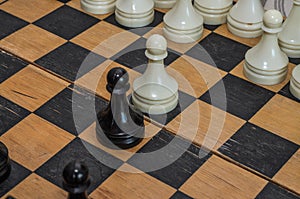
[{"left": 81, "top": 0, "right": 300, "bottom": 101}]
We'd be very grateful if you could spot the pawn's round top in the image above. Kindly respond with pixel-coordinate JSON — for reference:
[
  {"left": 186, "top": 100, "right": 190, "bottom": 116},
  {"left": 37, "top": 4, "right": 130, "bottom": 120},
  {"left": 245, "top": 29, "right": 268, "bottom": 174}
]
[
  {"left": 263, "top": 10, "right": 283, "bottom": 29},
  {"left": 106, "top": 67, "right": 129, "bottom": 93},
  {"left": 0, "top": 141, "right": 9, "bottom": 169},
  {"left": 145, "top": 34, "right": 168, "bottom": 60},
  {"left": 63, "top": 160, "right": 89, "bottom": 186}
]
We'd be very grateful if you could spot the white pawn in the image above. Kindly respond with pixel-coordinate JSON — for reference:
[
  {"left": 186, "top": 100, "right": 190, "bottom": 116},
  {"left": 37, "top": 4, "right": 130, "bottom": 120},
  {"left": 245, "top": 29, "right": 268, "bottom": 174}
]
[
  {"left": 115, "top": 0, "right": 154, "bottom": 28},
  {"left": 163, "top": 0, "right": 204, "bottom": 43},
  {"left": 154, "top": 0, "right": 176, "bottom": 9},
  {"left": 194, "top": 0, "right": 233, "bottom": 25},
  {"left": 244, "top": 10, "right": 289, "bottom": 85},
  {"left": 81, "top": 0, "right": 116, "bottom": 14},
  {"left": 227, "top": 0, "right": 264, "bottom": 38},
  {"left": 279, "top": 0, "right": 300, "bottom": 58},
  {"left": 132, "top": 34, "right": 178, "bottom": 115}
]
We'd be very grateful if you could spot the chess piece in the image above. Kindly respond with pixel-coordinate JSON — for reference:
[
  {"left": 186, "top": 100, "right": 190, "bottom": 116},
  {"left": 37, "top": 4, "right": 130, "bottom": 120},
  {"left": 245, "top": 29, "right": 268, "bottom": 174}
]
[
  {"left": 163, "top": 0, "right": 204, "bottom": 43},
  {"left": 81, "top": 0, "right": 116, "bottom": 14},
  {"left": 227, "top": 0, "right": 264, "bottom": 38},
  {"left": 278, "top": 0, "right": 300, "bottom": 58},
  {"left": 194, "top": 0, "right": 233, "bottom": 25},
  {"left": 115, "top": 0, "right": 154, "bottom": 28},
  {"left": 97, "top": 67, "right": 144, "bottom": 149},
  {"left": 63, "top": 161, "right": 90, "bottom": 199},
  {"left": 132, "top": 34, "right": 178, "bottom": 114},
  {"left": 244, "top": 10, "right": 288, "bottom": 85},
  {"left": 0, "top": 141, "right": 11, "bottom": 184},
  {"left": 290, "top": 65, "right": 300, "bottom": 99},
  {"left": 154, "top": 0, "right": 176, "bottom": 9}
]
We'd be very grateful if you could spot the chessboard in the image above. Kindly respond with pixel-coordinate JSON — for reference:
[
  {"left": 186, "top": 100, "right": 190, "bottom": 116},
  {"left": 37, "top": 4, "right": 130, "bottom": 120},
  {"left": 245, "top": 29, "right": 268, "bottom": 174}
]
[{"left": 0, "top": 0, "right": 300, "bottom": 198}]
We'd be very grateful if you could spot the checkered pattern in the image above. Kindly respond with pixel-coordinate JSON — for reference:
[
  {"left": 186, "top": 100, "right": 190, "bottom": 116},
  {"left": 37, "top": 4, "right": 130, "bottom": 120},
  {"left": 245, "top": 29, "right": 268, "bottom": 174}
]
[{"left": 0, "top": 0, "right": 299, "bottom": 198}]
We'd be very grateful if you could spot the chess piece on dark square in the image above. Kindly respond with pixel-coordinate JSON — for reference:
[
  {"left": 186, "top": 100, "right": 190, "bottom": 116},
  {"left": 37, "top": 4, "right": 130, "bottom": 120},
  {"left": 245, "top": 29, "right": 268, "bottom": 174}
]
[
  {"left": 96, "top": 67, "right": 145, "bottom": 149},
  {"left": 63, "top": 160, "right": 91, "bottom": 199}
]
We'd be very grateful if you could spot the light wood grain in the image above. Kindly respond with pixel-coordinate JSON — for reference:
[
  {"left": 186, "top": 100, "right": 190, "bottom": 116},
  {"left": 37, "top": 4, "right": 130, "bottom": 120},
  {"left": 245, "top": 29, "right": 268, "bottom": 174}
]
[
  {"left": 0, "top": 114, "right": 75, "bottom": 171},
  {"left": 90, "top": 164, "right": 176, "bottom": 199},
  {"left": 250, "top": 94, "right": 300, "bottom": 145},
  {"left": 0, "top": 24, "right": 66, "bottom": 62},
  {"left": 180, "top": 155, "right": 268, "bottom": 199},
  {"left": 274, "top": 149, "right": 300, "bottom": 194},
  {"left": 0, "top": 0, "right": 62, "bottom": 22},
  {"left": 4, "top": 174, "right": 67, "bottom": 199},
  {"left": 71, "top": 21, "right": 139, "bottom": 58},
  {"left": 166, "top": 100, "right": 245, "bottom": 151},
  {"left": 167, "top": 55, "right": 227, "bottom": 98},
  {"left": 0, "top": 65, "right": 69, "bottom": 111}
]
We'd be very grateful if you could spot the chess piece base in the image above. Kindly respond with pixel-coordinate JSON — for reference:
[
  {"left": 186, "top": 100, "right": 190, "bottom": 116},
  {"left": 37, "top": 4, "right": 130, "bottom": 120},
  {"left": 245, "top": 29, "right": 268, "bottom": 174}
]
[
  {"left": 132, "top": 84, "right": 178, "bottom": 115},
  {"left": 227, "top": 14, "right": 263, "bottom": 38},
  {"left": 243, "top": 60, "right": 288, "bottom": 85},
  {"left": 290, "top": 65, "right": 300, "bottom": 99},
  {"left": 154, "top": 0, "right": 176, "bottom": 9},
  {"left": 115, "top": 9, "right": 154, "bottom": 28},
  {"left": 163, "top": 25, "right": 203, "bottom": 43},
  {"left": 81, "top": 0, "right": 115, "bottom": 14},
  {"left": 279, "top": 41, "right": 300, "bottom": 58},
  {"left": 194, "top": 3, "right": 232, "bottom": 25}
]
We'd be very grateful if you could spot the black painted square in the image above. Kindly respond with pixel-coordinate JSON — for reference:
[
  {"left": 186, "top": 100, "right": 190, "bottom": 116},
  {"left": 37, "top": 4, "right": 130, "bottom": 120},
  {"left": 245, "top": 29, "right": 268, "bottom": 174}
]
[
  {"left": 204, "top": 24, "right": 220, "bottom": 31},
  {"left": 104, "top": 11, "right": 164, "bottom": 36},
  {"left": 171, "top": 191, "right": 193, "bottom": 199},
  {"left": 0, "top": 160, "right": 31, "bottom": 197},
  {"left": 34, "top": 5, "right": 99, "bottom": 40},
  {"left": 35, "top": 138, "right": 123, "bottom": 194},
  {"left": 256, "top": 183, "right": 300, "bottom": 199},
  {"left": 200, "top": 74, "right": 275, "bottom": 120},
  {"left": 128, "top": 130, "right": 211, "bottom": 189},
  {"left": 0, "top": 96, "right": 30, "bottom": 136},
  {"left": 112, "top": 37, "right": 181, "bottom": 73},
  {"left": 0, "top": 51, "right": 28, "bottom": 83},
  {"left": 57, "top": 0, "right": 70, "bottom": 3},
  {"left": 35, "top": 86, "right": 107, "bottom": 135},
  {"left": 279, "top": 83, "right": 300, "bottom": 102},
  {"left": 289, "top": 58, "right": 300, "bottom": 65},
  {"left": 35, "top": 42, "right": 106, "bottom": 81},
  {"left": 186, "top": 32, "right": 250, "bottom": 72},
  {"left": 0, "top": 10, "right": 28, "bottom": 40},
  {"left": 218, "top": 122, "right": 299, "bottom": 178}
]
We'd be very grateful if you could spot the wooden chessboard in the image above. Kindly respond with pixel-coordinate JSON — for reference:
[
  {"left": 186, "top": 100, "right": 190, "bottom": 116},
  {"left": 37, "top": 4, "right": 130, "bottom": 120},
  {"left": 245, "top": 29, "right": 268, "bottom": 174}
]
[{"left": 0, "top": 0, "right": 299, "bottom": 198}]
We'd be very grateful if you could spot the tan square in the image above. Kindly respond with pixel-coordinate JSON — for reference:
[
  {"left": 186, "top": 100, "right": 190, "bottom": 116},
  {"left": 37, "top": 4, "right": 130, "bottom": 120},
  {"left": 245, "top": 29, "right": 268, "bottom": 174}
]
[
  {"left": 230, "top": 61, "right": 295, "bottom": 92},
  {"left": 214, "top": 24, "right": 261, "bottom": 47},
  {"left": 0, "top": 0, "right": 62, "bottom": 22},
  {"left": 71, "top": 21, "right": 139, "bottom": 58},
  {"left": 90, "top": 164, "right": 176, "bottom": 199},
  {"left": 0, "top": 114, "right": 75, "bottom": 171},
  {"left": 250, "top": 94, "right": 300, "bottom": 145},
  {"left": 79, "top": 121, "right": 161, "bottom": 161},
  {"left": 4, "top": 174, "right": 67, "bottom": 199},
  {"left": 0, "top": 65, "right": 69, "bottom": 112},
  {"left": 67, "top": 0, "right": 113, "bottom": 20},
  {"left": 166, "top": 100, "right": 245, "bottom": 152},
  {"left": 167, "top": 55, "right": 227, "bottom": 98},
  {"left": 274, "top": 149, "right": 300, "bottom": 193},
  {"left": 75, "top": 60, "right": 141, "bottom": 101},
  {"left": 143, "top": 23, "right": 212, "bottom": 54},
  {"left": 180, "top": 155, "right": 267, "bottom": 199},
  {"left": 0, "top": 24, "right": 66, "bottom": 62}
]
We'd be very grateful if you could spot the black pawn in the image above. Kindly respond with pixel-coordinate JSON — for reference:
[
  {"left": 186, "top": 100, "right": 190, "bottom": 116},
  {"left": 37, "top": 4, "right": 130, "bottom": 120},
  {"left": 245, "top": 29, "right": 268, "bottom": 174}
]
[
  {"left": 63, "top": 161, "right": 91, "bottom": 199},
  {"left": 97, "top": 67, "right": 145, "bottom": 149},
  {"left": 0, "top": 141, "right": 11, "bottom": 184}
]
